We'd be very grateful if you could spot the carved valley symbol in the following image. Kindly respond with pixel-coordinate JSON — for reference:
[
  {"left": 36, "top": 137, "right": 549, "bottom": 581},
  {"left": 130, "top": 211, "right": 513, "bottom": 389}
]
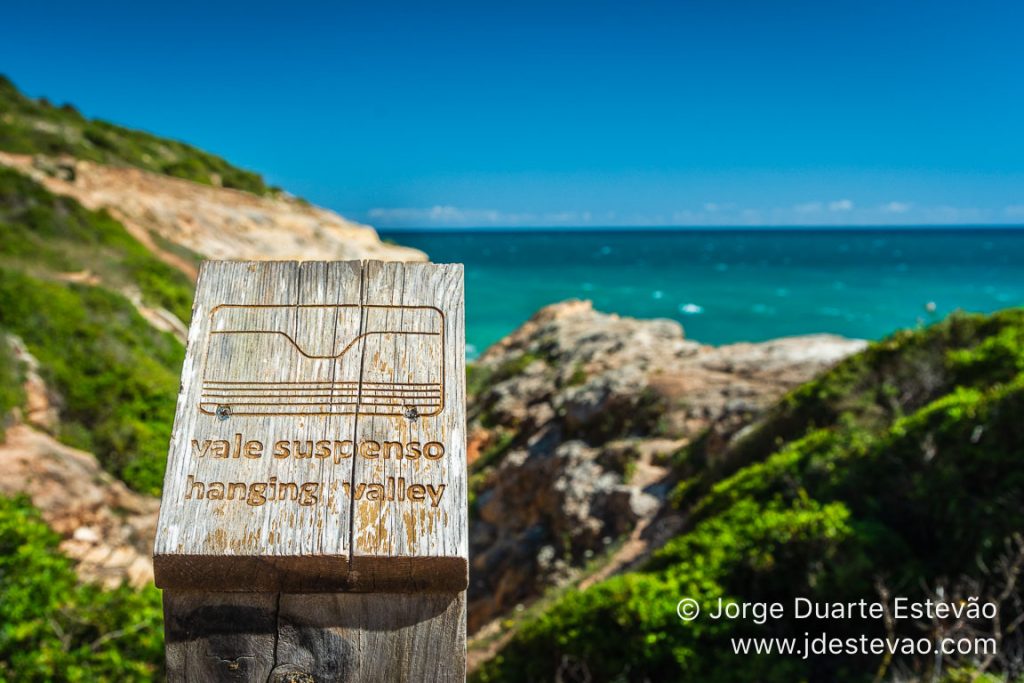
[{"left": 198, "top": 304, "right": 445, "bottom": 418}]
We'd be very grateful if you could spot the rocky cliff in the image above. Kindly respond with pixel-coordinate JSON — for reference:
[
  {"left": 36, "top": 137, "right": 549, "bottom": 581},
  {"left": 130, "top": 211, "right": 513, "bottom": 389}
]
[
  {"left": 0, "top": 151, "right": 424, "bottom": 275},
  {"left": 472, "top": 308, "right": 1024, "bottom": 683},
  {"left": 0, "top": 337, "right": 157, "bottom": 589},
  {"left": 465, "top": 300, "right": 865, "bottom": 632}
]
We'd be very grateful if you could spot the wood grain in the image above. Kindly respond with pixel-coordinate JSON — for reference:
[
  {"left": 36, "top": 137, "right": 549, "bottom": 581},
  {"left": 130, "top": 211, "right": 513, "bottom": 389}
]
[
  {"left": 163, "top": 591, "right": 278, "bottom": 682},
  {"left": 154, "top": 260, "right": 467, "bottom": 592},
  {"left": 277, "top": 591, "right": 466, "bottom": 682},
  {"left": 164, "top": 590, "right": 466, "bottom": 682},
  {"left": 349, "top": 261, "right": 468, "bottom": 591}
]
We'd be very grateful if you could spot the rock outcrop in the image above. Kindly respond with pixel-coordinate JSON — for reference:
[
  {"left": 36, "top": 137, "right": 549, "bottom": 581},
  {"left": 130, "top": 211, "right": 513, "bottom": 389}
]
[
  {"left": 0, "top": 337, "right": 157, "bottom": 588},
  {"left": 466, "top": 300, "right": 866, "bottom": 631},
  {"left": 0, "top": 151, "right": 425, "bottom": 278},
  {"left": 0, "top": 424, "right": 158, "bottom": 589}
]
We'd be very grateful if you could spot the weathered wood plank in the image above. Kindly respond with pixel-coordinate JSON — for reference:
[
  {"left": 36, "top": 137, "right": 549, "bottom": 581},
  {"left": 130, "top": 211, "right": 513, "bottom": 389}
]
[
  {"left": 164, "top": 591, "right": 466, "bottom": 682},
  {"left": 349, "top": 261, "right": 468, "bottom": 591},
  {"left": 163, "top": 591, "right": 278, "bottom": 682},
  {"left": 155, "top": 261, "right": 358, "bottom": 590},
  {"left": 154, "top": 260, "right": 468, "bottom": 592},
  {"left": 276, "top": 592, "right": 466, "bottom": 682}
]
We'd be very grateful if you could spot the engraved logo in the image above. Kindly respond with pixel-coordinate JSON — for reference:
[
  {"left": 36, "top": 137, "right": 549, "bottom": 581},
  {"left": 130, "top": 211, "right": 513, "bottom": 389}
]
[{"left": 199, "top": 304, "right": 444, "bottom": 417}]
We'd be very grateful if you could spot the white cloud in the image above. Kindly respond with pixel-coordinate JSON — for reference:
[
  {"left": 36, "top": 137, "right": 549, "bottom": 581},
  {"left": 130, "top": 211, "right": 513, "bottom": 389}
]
[
  {"left": 366, "top": 200, "right": 1012, "bottom": 228},
  {"left": 794, "top": 201, "right": 823, "bottom": 214},
  {"left": 367, "top": 205, "right": 601, "bottom": 227},
  {"left": 881, "top": 201, "right": 912, "bottom": 214},
  {"left": 368, "top": 205, "right": 510, "bottom": 225},
  {"left": 794, "top": 199, "right": 852, "bottom": 214},
  {"left": 920, "top": 206, "right": 994, "bottom": 224},
  {"left": 739, "top": 208, "right": 763, "bottom": 225}
]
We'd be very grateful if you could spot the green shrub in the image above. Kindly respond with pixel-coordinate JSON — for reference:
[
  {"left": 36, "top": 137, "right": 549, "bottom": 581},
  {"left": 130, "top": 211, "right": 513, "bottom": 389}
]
[
  {"left": 0, "top": 268, "right": 182, "bottom": 494},
  {"left": 0, "top": 167, "right": 194, "bottom": 324},
  {"left": 0, "top": 495, "right": 163, "bottom": 682},
  {"left": 673, "top": 308, "right": 1024, "bottom": 507},
  {"left": 0, "top": 74, "right": 272, "bottom": 196},
  {"left": 477, "top": 496, "right": 853, "bottom": 682},
  {"left": 0, "top": 334, "right": 25, "bottom": 437},
  {"left": 479, "top": 308, "right": 1024, "bottom": 682},
  {"left": 566, "top": 362, "right": 588, "bottom": 387}
]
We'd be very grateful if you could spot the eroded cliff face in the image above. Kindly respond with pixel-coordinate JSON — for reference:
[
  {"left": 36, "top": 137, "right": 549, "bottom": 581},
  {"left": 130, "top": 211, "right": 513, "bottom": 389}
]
[
  {"left": 0, "top": 338, "right": 157, "bottom": 589},
  {"left": 0, "top": 424, "right": 158, "bottom": 589},
  {"left": 0, "top": 152, "right": 425, "bottom": 276},
  {"left": 465, "top": 300, "right": 866, "bottom": 633}
]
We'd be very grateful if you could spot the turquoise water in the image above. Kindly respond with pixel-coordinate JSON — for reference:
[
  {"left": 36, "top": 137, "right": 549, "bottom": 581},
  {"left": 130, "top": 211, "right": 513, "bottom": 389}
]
[{"left": 381, "top": 229, "right": 1024, "bottom": 358}]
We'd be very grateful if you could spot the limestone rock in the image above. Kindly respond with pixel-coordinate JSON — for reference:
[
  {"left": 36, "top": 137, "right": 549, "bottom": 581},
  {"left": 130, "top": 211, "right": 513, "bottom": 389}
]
[
  {"left": 0, "top": 151, "right": 425, "bottom": 279},
  {"left": 7, "top": 335, "right": 60, "bottom": 432},
  {"left": 467, "top": 300, "right": 866, "bottom": 631},
  {"left": 0, "top": 424, "right": 158, "bottom": 589}
]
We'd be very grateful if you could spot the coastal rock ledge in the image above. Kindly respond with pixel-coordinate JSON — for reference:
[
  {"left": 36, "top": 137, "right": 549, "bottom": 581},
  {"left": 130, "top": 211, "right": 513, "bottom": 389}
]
[{"left": 466, "top": 300, "right": 866, "bottom": 633}]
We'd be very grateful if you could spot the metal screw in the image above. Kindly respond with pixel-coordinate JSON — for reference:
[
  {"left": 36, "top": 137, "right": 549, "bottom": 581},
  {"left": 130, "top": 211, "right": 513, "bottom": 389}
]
[{"left": 216, "top": 405, "right": 232, "bottom": 421}]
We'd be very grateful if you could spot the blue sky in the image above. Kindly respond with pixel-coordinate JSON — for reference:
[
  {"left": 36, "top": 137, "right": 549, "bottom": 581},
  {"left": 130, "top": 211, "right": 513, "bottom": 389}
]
[{"left": 3, "top": 0, "right": 1022, "bottom": 227}]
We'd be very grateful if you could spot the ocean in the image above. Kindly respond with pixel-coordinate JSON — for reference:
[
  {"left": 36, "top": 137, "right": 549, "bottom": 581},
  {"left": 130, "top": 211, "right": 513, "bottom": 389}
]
[{"left": 380, "top": 228, "right": 1024, "bottom": 358}]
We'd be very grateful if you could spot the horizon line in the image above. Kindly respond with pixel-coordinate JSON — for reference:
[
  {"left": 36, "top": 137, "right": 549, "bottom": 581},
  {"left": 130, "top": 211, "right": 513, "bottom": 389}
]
[{"left": 378, "top": 224, "right": 1024, "bottom": 232}]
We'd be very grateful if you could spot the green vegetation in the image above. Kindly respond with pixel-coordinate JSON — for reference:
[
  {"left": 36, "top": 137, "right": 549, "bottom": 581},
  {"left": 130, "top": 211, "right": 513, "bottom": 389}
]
[
  {"left": 0, "top": 166, "right": 187, "bottom": 494},
  {"left": 0, "top": 79, "right": 308, "bottom": 682},
  {"left": 0, "top": 75, "right": 274, "bottom": 195},
  {"left": 147, "top": 230, "right": 205, "bottom": 274},
  {"left": 468, "top": 351, "right": 545, "bottom": 402},
  {"left": 566, "top": 361, "right": 588, "bottom": 387},
  {"left": 0, "top": 335, "right": 25, "bottom": 438},
  {"left": 0, "top": 495, "right": 163, "bottom": 682},
  {"left": 476, "top": 309, "right": 1024, "bottom": 682},
  {"left": 0, "top": 268, "right": 182, "bottom": 495},
  {"left": 0, "top": 166, "right": 194, "bottom": 323}
]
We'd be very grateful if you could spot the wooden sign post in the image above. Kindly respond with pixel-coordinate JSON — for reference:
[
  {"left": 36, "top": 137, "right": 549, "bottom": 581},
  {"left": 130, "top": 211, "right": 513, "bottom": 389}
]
[{"left": 154, "top": 260, "right": 467, "bottom": 681}]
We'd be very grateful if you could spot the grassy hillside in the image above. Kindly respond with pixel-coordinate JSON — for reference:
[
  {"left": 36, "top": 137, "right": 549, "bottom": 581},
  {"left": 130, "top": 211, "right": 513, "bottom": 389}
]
[
  {"left": 476, "top": 309, "right": 1024, "bottom": 683},
  {"left": 0, "top": 166, "right": 185, "bottom": 495},
  {"left": 0, "top": 166, "right": 194, "bottom": 323},
  {"left": 0, "top": 78, "right": 301, "bottom": 682},
  {"left": 0, "top": 75, "right": 274, "bottom": 195},
  {"left": 0, "top": 269, "right": 182, "bottom": 495}
]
